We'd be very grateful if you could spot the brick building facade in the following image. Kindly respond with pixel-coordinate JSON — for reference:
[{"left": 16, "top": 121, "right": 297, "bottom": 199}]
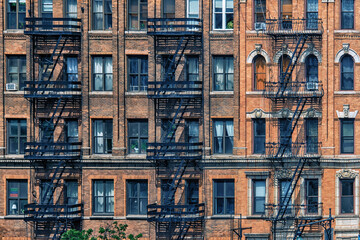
[{"left": 0, "top": 0, "right": 358, "bottom": 239}]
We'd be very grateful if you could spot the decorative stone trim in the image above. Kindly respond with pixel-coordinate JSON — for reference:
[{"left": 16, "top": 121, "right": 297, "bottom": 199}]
[
  {"left": 273, "top": 46, "right": 294, "bottom": 64},
  {"left": 334, "top": 43, "right": 360, "bottom": 63},
  {"left": 335, "top": 169, "right": 359, "bottom": 216},
  {"left": 246, "top": 108, "right": 322, "bottom": 119},
  {"left": 299, "top": 43, "right": 322, "bottom": 63},
  {"left": 246, "top": 44, "right": 271, "bottom": 64},
  {"left": 336, "top": 104, "right": 358, "bottom": 118},
  {"left": 336, "top": 169, "right": 359, "bottom": 179}
]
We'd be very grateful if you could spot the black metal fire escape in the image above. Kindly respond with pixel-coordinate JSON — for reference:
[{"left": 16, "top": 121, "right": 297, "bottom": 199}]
[
  {"left": 23, "top": 17, "right": 83, "bottom": 239},
  {"left": 146, "top": 19, "right": 205, "bottom": 239},
  {"left": 261, "top": 19, "right": 333, "bottom": 239}
]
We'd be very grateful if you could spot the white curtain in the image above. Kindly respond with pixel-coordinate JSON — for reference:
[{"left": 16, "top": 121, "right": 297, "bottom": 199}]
[
  {"left": 67, "top": 0, "right": 77, "bottom": 18},
  {"left": 94, "top": 57, "right": 103, "bottom": 90},
  {"left": 215, "top": 121, "right": 223, "bottom": 153},
  {"left": 105, "top": 57, "right": 113, "bottom": 90},
  {"left": 95, "top": 121, "right": 104, "bottom": 153},
  {"left": 188, "top": 0, "right": 199, "bottom": 18},
  {"left": 67, "top": 58, "right": 78, "bottom": 81},
  {"left": 226, "top": 121, "right": 234, "bottom": 146}
]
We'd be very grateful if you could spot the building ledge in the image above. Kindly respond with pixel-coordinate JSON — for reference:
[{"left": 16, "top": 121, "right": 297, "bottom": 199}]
[
  {"left": 210, "top": 91, "right": 234, "bottom": 97},
  {"left": 89, "top": 215, "right": 114, "bottom": 220},
  {"left": 246, "top": 91, "right": 263, "bottom": 95},
  {"left": 126, "top": 215, "right": 147, "bottom": 220},
  {"left": 334, "top": 91, "right": 360, "bottom": 95},
  {"left": 125, "top": 92, "right": 148, "bottom": 97},
  {"left": 210, "top": 215, "right": 234, "bottom": 219},
  {"left": 89, "top": 91, "right": 113, "bottom": 97},
  {"left": 4, "top": 91, "right": 25, "bottom": 95},
  {"left": 3, "top": 215, "right": 25, "bottom": 219},
  {"left": 334, "top": 30, "right": 360, "bottom": 34}
]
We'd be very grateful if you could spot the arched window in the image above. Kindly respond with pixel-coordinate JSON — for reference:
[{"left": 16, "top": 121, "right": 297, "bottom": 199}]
[
  {"left": 253, "top": 55, "right": 266, "bottom": 90},
  {"left": 279, "top": 55, "right": 291, "bottom": 82},
  {"left": 341, "top": 55, "right": 354, "bottom": 90},
  {"left": 306, "top": 55, "right": 318, "bottom": 83}
]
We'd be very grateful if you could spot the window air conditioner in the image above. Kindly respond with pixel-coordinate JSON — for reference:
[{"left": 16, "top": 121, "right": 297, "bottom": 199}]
[
  {"left": 6, "top": 83, "right": 17, "bottom": 91},
  {"left": 306, "top": 82, "right": 319, "bottom": 90},
  {"left": 255, "top": 22, "right": 266, "bottom": 31}
]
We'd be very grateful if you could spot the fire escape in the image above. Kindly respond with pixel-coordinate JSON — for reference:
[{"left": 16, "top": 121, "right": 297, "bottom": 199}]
[
  {"left": 262, "top": 19, "right": 333, "bottom": 239},
  {"left": 23, "top": 17, "right": 83, "bottom": 239},
  {"left": 146, "top": 19, "right": 205, "bottom": 239}
]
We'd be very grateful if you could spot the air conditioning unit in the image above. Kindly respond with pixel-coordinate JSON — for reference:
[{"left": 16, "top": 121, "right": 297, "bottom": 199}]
[
  {"left": 6, "top": 83, "right": 17, "bottom": 91},
  {"left": 306, "top": 82, "right": 319, "bottom": 90},
  {"left": 255, "top": 22, "right": 266, "bottom": 31}
]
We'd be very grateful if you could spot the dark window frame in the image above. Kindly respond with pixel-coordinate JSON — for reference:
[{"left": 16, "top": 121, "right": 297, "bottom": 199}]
[
  {"left": 185, "top": 179, "right": 199, "bottom": 205},
  {"left": 92, "top": 56, "right": 113, "bottom": 91},
  {"left": 128, "top": 0, "right": 147, "bottom": 30},
  {"left": 186, "top": 55, "right": 200, "bottom": 85},
  {"left": 64, "top": 0, "right": 77, "bottom": 18},
  {"left": 278, "top": 54, "right": 292, "bottom": 82},
  {"left": 128, "top": 56, "right": 148, "bottom": 92},
  {"left": 253, "top": 118, "right": 265, "bottom": 154},
  {"left": 253, "top": 55, "right": 266, "bottom": 90},
  {"left": 93, "top": 180, "right": 114, "bottom": 215},
  {"left": 65, "top": 180, "right": 78, "bottom": 205},
  {"left": 305, "top": 54, "right": 318, "bottom": 83},
  {"left": 306, "top": 118, "right": 318, "bottom": 154},
  {"left": 213, "top": 56, "right": 234, "bottom": 91},
  {"left": 341, "top": 119, "right": 354, "bottom": 154},
  {"left": 305, "top": 179, "right": 319, "bottom": 214},
  {"left": 252, "top": 179, "right": 266, "bottom": 215},
  {"left": 279, "top": 179, "right": 292, "bottom": 214},
  {"left": 126, "top": 180, "right": 148, "bottom": 215},
  {"left": 7, "top": 119, "right": 26, "bottom": 155},
  {"left": 7, "top": 55, "right": 26, "bottom": 90},
  {"left": 128, "top": 120, "right": 148, "bottom": 154},
  {"left": 254, "top": 0, "right": 266, "bottom": 30},
  {"left": 162, "top": 0, "right": 175, "bottom": 18},
  {"left": 7, "top": 180, "right": 27, "bottom": 215},
  {"left": 341, "top": 0, "right": 354, "bottom": 29},
  {"left": 213, "top": 119, "right": 234, "bottom": 154},
  {"left": 6, "top": 0, "right": 26, "bottom": 29},
  {"left": 92, "top": 0, "right": 112, "bottom": 30},
  {"left": 213, "top": 179, "right": 235, "bottom": 215},
  {"left": 340, "top": 54, "right": 354, "bottom": 90},
  {"left": 306, "top": 0, "right": 318, "bottom": 29},
  {"left": 340, "top": 179, "right": 354, "bottom": 214},
  {"left": 93, "top": 119, "right": 113, "bottom": 154}
]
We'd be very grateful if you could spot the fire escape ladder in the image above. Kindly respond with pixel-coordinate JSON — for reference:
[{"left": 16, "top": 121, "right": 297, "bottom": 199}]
[{"left": 40, "top": 161, "right": 66, "bottom": 205}]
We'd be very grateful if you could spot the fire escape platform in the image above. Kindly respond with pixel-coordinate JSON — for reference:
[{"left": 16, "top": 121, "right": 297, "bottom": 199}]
[
  {"left": 263, "top": 19, "right": 323, "bottom": 37},
  {"left": 24, "top": 18, "right": 81, "bottom": 36},
  {"left": 147, "top": 18, "right": 202, "bottom": 36},
  {"left": 147, "top": 203, "right": 205, "bottom": 223},
  {"left": 24, "top": 203, "right": 83, "bottom": 222}
]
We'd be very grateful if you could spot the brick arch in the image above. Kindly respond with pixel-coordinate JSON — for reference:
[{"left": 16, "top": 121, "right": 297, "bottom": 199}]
[
  {"left": 273, "top": 49, "right": 294, "bottom": 64},
  {"left": 334, "top": 48, "right": 360, "bottom": 63},
  {"left": 299, "top": 48, "right": 322, "bottom": 63},
  {"left": 246, "top": 49, "right": 271, "bottom": 64}
]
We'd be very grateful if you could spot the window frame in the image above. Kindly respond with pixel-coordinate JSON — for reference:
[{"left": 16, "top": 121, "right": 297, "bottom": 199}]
[
  {"left": 93, "top": 119, "right": 113, "bottom": 154},
  {"left": 305, "top": 118, "right": 318, "bottom": 154},
  {"left": 305, "top": 179, "right": 319, "bottom": 214},
  {"left": 213, "top": 179, "right": 235, "bottom": 215},
  {"left": 92, "top": 0, "right": 112, "bottom": 30},
  {"left": 127, "top": 56, "right": 148, "bottom": 92},
  {"left": 65, "top": 180, "right": 78, "bottom": 205},
  {"left": 7, "top": 180, "right": 27, "bottom": 215},
  {"left": 279, "top": 179, "right": 292, "bottom": 214},
  {"left": 253, "top": 0, "right": 266, "bottom": 30},
  {"left": 213, "top": 0, "right": 234, "bottom": 30},
  {"left": 126, "top": 180, "right": 148, "bottom": 215},
  {"left": 340, "top": 119, "right": 354, "bottom": 154},
  {"left": 253, "top": 118, "right": 266, "bottom": 154},
  {"left": 305, "top": 54, "right": 318, "bottom": 83},
  {"left": 341, "top": 0, "right": 354, "bottom": 30},
  {"left": 6, "top": 0, "right": 26, "bottom": 29},
  {"left": 92, "top": 56, "right": 113, "bottom": 91},
  {"left": 7, "top": 119, "right": 26, "bottom": 155},
  {"left": 340, "top": 54, "right": 354, "bottom": 91},
  {"left": 213, "top": 119, "right": 234, "bottom": 154},
  {"left": 185, "top": 179, "right": 199, "bottom": 205},
  {"left": 252, "top": 179, "right": 266, "bottom": 215},
  {"left": 213, "top": 56, "right": 234, "bottom": 91},
  {"left": 253, "top": 55, "right": 266, "bottom": 91},
  {"left": 306, "top": 0, "right": 318, "bottom": 30},
  {"left": 128, "top": 120, "right": 148, "bottom": 154},
  {"left": 186, "top": 55, "right": 200, "bottom": 84},
  {"left": 93, "top": 180, "right": 114, "bottom": 215},
  {"left": 7, "top": 55, "right": 26, "bottom": 90},
  {"left": 64, "top": 0, "right": 77, "bottom": 18},
  {"left": 65, "top": 56, "right": 79, "bottom": 84},
  {"left": 340, "top": 179, "right": 354, "bottom": 214},
  {"left": 128, "top": 0, "right": 147, "bottom": 30}
]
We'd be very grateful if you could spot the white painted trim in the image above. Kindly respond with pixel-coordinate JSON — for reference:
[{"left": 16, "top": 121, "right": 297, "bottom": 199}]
[
  {"left": 334, "top": 48, "right": 360, "bottom": 63},
  {"left": 247, "top": 49, "right": 271, "bottom": 64}
]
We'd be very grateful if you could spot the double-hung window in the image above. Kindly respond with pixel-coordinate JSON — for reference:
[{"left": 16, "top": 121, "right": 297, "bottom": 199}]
[
  {"left": 253, "top": 119, "right": 265, "bottom": 154},
  {"left": 306, "top": 118, "right": 318, "bottom": 154},
  {"left": 40, "top": 119, "right": 54, "bottom": 142},
  {"left": 213, "top": 56, "right": 234, "bottom": 91},
  {"left": 280, "top": 0, "right": 292, "bottom": 29},
  {"left": 213, "top": 0, "right": 233, "bottom": 30},
  {"left": 213, "top": 179, "right": 234, "bottom": 215},
  {"left": 93, "top": 180, "right": 114, "bottom": 214},
  {"left": 7, "top": 180, "right": 27, "bottom": 215},
  {"left": 279, "top": 180, "right": 292, "bottom": 214},
  {"left": 254, "top": 0, "right": 266, "bottom": 30},
  {"left": 6, "top": 0, "right": 25, "bottom": 29},
  {"left": 186, "top": 179, "right": 199, "bottom": 205},
  {"left": 40, "top": 181, "right": 53, "bottom": 204},
  {"left": 341, "top": 119, "right": 354, "bottom": 154},
  {"left": 306, "top": 179, "right": 318, "bottom": 214},
  {"left": 128, "top": 0, "right": 147, "bottom": 30},
  {"left": 341, "top": 0, "right": 354, "bottom": 29},
  {"left": 92, "top": 0, "right": 112, "bottom": 30},
  {"left": 162, "top": 0, "right": 175, "bottom": 18},
  {"left": 279, "top": 118, "right": 291, "bottom": 154},
  {"left": 213, "top": 120, "right": 233, "bottom": 154},
  {"left": 186, "top": 56, "right": 199, "bottom": 87},
  {"left": 7, "top": 56, "right": 26, "bottom": 90},
  {"left": 253, "top": 55, "right": 266, "bottom": 90},
  {"left": 128, "top": 56, "right": 148, "bottom": 92},
  {"left": 127, "top": 180, "right": 148, "bottom": 215},
  {"left": 93, "top": 120, "right": 113, "bottom": 154},
  {"left": 65, "top": 180, "right": 78, "bottom": 205},
  {"left": 128, "top": 121, "right": 148, "bottom": 154},
  {"left": 65, "top": 57, "right": 78, "bottom": 87},
  {"left": 161, "top": 179, "right": 175, "bottom": 205},
  {"left": 306, "top": 0, "right": 318, "bottom": 29},
  {"left": 341, "top": 179, "right": 354, "bottom": 214},
  {"left": 65, "top": 0, "right": 77, "bottom": 18},
  {"left": 305, "top": 55, "right": 318, "bottom": 85},
  {"left": 93, "top": 56, "right": 113, "bottom": 91},
  {"left": 7, "top": 119, "right": 26, "bottom": 154},
  {"left": 186, "top": 120, "right": 200, "bottom": 148},
  {"left": 253, "top": 180, "right": 266, "bottom": 215},
  {"left": 341, "top": 55, "right": 354, "bottom": 90}
]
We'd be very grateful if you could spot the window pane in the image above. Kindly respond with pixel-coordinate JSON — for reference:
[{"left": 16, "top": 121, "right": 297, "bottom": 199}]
[{"left": 255, "top": 181, "right": 266, "bottom": 197}]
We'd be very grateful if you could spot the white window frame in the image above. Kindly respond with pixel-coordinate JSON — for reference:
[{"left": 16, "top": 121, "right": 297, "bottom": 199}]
[{"left": 212, "top": 0, "right": 233, "bottom": 30}]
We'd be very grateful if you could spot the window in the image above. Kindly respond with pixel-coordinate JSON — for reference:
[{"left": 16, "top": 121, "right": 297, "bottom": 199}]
[
  {"left": 7, "top": 119, "right": 26, "bottom": 154},
  {"left": 279, "top": 118, "right": 291, "bottom": 153},
  {"left": 213, "top": 120, "right": 233, "bottom": 154},
  {"left": 213, "top": 179, "right": 234, "bottom": 215},
  {"left": 6, "top": 0, "right": 25, "bottom": 29},
  {"left": 161, "top": 119, "right": 176, "bottom": 142},
  {"left": 162, "top": 0, "right": 175, "bottom": 18},
  {"left": 92, "top": 0, "right": 112, "bottom": 30},
  {"left": 66, "top": 120, "right": 78, "bottom": 151},
  {"left": 128, "top": 56, "right": 148, "bottom": 92},
  {"left": 7, "top": 180, "right": 27, "bottom": 215},
  {"left": 280, "top": 0, "right": 292, "bottom": 29},
  {"left": 186, "top": 120, "right": 199, "bottom": 146},
  {"left": 306, "top": 0, "right": 318, "bottom": 29},
  {"left": 186, "top": 179, "right": 199, "bottom": 205},
  {"left": 306, "top": 118, "right": 318, "bottom": 154},
  {"left": 7, "top": 56, "right": 26, "bottom": 90},
  {"left": 213, "top": 56, "right": 234, "bottom": 91},
  {"left": 39, "top": 119, "right": 54, "bottom": 142},
  {"left": 279, "top": 55, "right": 291, "bottom": 82},
  {"left": 40, "top": 181, "right": 53, "bottom": 204},
  {"left": 305, "top": 55, "right": 318, "bottom": 83},
  {"left": 127, "top": 180, "right": 148, "bottom": 215},
  {"left": 65, "top": 0, "right": 77, "bottom": 18},
  {"left": 41, "top": 0, "right": 53, "bottom": 17},
  {"left": 93, "top": 56, "right": 113, "bottom": 91},
  {"left": 253, "top": 119, "right": 265, "bottom": 154},
  {"left": 253, "top": 180, "right": 265, "bottom": 215},
  {"left": 93, "top": 180, "right": 114, "bottom": 214},
  {"left": 279, "top": 179, "right": 292, "bottom": 214},
  {"left": 341, "top": 0, "right": 354, "bottom": 29},
  {"left": 253, "top": 55, "right": 266, "bottom": 90},
  {"left": 65, "top": 57, "right": 78, "bottom": 86},
  {"left": 65, "top": 180, "right": 78, "bottom": 205},
  {"left": 213, "top": 0, "right": 233, "bottom": 29},
  {"left": 341, "top": 119, "right": 354, "bottom": 154},
  {"left": 187, "top": 0, "right": 199, "bottom": 18},
  {"left": 341, "top": 55, "right": 354, "bottom": 90},
  {"left": 186, "top": 56, "right": 199, "bottom": 86},
  {"left": 306, "top": 179, "right": 318, "bottom": 214},
  {"left": 128, "top": 121, "right": 148, "bottom": 154},
  {"left": 128, "top": 0, "right": 147, "bottom": 30},
  {"left": 254, "top": 0, "right": 266, "bottom": 30},
  {"left": 93, "top": 120, "right": 113, "bottom": 154},
  {"left": 161, "top": 179, "right": 175, "bottom": 205},
  {"left": 341, "top": 179, "right": 354, "bottom": 214}
]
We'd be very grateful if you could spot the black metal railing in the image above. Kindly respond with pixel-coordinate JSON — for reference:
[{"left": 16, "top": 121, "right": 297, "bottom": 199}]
[
  {"left": 25, "top": 142, "right": 82, "bottom": 160},
  {"left": 263, "top": 81, "right": 324, "bottom": 99},
  {"left": 265, "top": 142, "right": 321, "bottom": 159},
  {"left": 147, "top": 18, "right": 202, "bottom": 36},
  {"left": 147, "top": 142, "right": 203, "bottom": 161},
  {"left": 264, "top": 203, "right": 323, "bottom": 220},
  {"left": 25, "top": 18, "right": 81, "bottom": 35},
  {"left": 147, "top": 81, "right": 202, "bottom": 98},
  {"left": 147, "top": 203, "right": 205, "bottom": 222},
  {"left": 263, "top": 18, "right": 323, "bottom": 35},
  {"left": 24, "top": 81, "right": 82, "bottom": 98},
  {"left": 24, "top": 203, "right": 83, "bottom": 221}
]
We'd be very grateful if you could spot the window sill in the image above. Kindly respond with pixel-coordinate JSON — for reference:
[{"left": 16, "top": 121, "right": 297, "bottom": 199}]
[
  {"left": 4, "top": 215, "right": 25, "bottom": 219},
  {"left": 126, "top": 154, "right": 146, "bottom": 159},
  {"left": 90, "top": 215, "right": 114, "bottom": 220},
  {"left": 126, "top": 215, "right": 147, "bottom": 220},
  {"left": 88, "top": 30, "right": 112, "bottom": 34},
  {"left": 334, "top": 30, "right": 360, "bottom": 34},
  {"left": 335, "top": 214, "right": 359, "bottom": 218},
  {"left": 334, "top": 91, "right": 360, "bottom": 95},
  {"left": 89, "top": 91, "right": 113, "bottom": 96},
  {"left": 210, "top": 91, "right": 234, "bottom": 97},
  {"left": 5, "top": 154, "right": 25, "bottom": 159},
  {"left": 125, "top": 92, "right": 148, "bottom": 96},
  {"left": 3, "top": 29, "right": 24, "bottom": 34},
  {"left": 247, "top": 215, "right": 265, "bottom": 219},
  {"left": 125, "top": 30, "right": 147, "bottom": 34},
  {"left": 246, "top": 91, "right": 264, "bottom": 95},
  {"left": 211, "top": 214, "right": 234, "bottom": 219},
  {"left": 4, "top": 91, "right": 25, "bottom": 95},
  {"left": 210, "top": 30, "right": 233, "bottom": 34}
]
